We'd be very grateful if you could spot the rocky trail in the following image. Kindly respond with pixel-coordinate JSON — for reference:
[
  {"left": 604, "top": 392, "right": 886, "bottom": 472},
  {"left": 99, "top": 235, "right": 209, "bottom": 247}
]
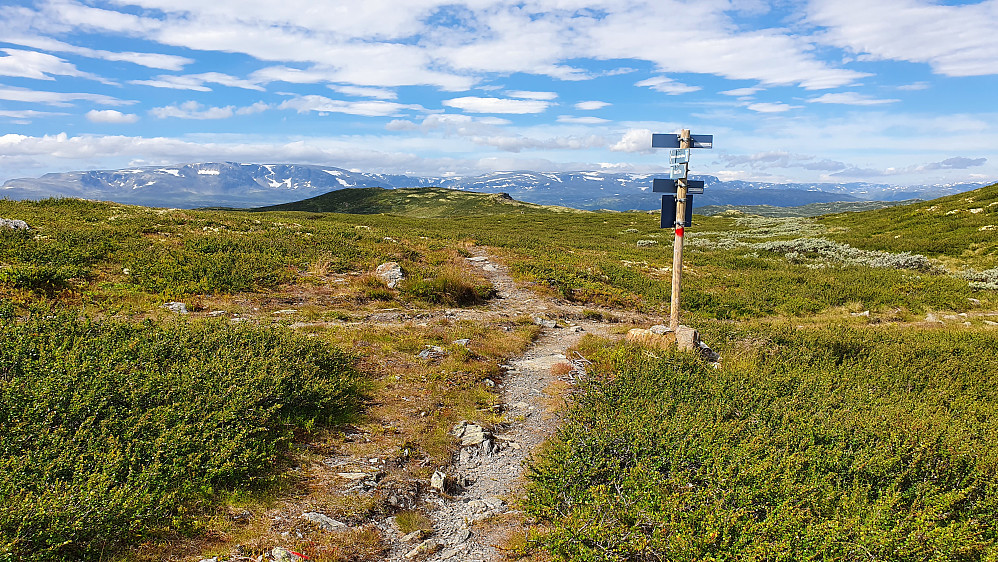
[
  {"left": 214, "top": 248, "right": 652, "bottom": 562},
  {"left": 373, "top": 248, "right": 637, "bottom": 561}
]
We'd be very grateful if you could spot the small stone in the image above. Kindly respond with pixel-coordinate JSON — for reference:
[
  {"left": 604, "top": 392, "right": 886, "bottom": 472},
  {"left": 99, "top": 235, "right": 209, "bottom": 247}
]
[
  {"left": 274, "top": 309, "right": 298, "bottom": 314},
  {"left": 483, "top": 264, "right": 498, "bottom": 272},
  {"left": 482, "top": 378, "right": 495, "bottom": 387},
  {"left": 302, "top": 512, "right": 347, "bottom": 531},
  {"left": 404, "top": 539, "right": 442, "bottom": 559},
  {"left": 431, "top": 470, "right": 447, "bottom": 492},
  {"left": 984, "top": 320, "right": 998, "bottom": 326},
  {"left": 460, "top": 424, "right": 488, "bottom": 446},
  {"left": 483, "top": 497, "right": 505, "bottom": 510},
  {"left": 649, "top": 324, "right": 671, "bottom": 335},
  {"left": 401, "top": 530, "right": 426, "bottom": 543},
  {"left": 337, "top": 472, "right": 368, "bottom": 480},
  {"left": 969, "top": 298, "right": 982, "bottom": 306},
  {"left": 271, "top": 547, "right": 299, "bottom": 562},
  {"left": 510, "top": 401, "right": 530, "bottom": 410},
  {"left": 943, "top": 315, "right": 960, "bottom": 321},
  {"left": 568, "top": 325, "right": 584, "bottom": 333},
  {"left": 162, "top": 301, "right": 188, "bottom": 314},
  {"left": 926, "top": 313, "right": 943, "bottom": 323},
  {"left": 453, "top": 529, "right": 472, "bottom": 544},
  {"left": 850, "top": 310, "right": 870, "bottom": 317},
  {"left": 208, "top": 310, "right": 227, "bottom": 317},
  {"left": 532, "top": 316, "right": 557, "bottom": 328},
  {"left": 675, "top": 325, "right": 699, "bottom": 351},
  {"left": 467, "top": 256, "right": 488, "bottom": 262},
  {"left": 439, "top": 548, "right": 460, "bottom": 559},
  {"left": 963, "top": 322, "right": 972, "bottom": 326},
  {"left": 198, "top": 558, "right": 218, "bottom": 562},
  {"left": 452, "top": 338, "right": 470, "bottom": 346},
  {"left": 417, "top": 345, "right": 446, "bottom": 359},
  {"left": 375, "top": 262, "right": 405, "bottom": 288}
]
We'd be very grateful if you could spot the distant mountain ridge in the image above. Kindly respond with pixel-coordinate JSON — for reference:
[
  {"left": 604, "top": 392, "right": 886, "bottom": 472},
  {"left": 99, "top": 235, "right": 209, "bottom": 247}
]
[{"left": 2, "top": 162, "right": 990, "bottom": 211}]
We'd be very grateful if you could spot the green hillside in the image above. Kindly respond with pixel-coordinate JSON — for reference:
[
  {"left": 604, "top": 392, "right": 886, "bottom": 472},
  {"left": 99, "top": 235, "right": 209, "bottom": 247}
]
[
  {"left": 253, "top": 186, "right": 583, "bottom": 217},
  {"left": 821, "top": 182, "right": 998, "bottom": 269}
]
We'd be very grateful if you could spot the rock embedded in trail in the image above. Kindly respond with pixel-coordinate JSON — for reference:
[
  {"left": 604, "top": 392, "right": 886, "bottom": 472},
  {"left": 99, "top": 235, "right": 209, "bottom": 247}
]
[
  {"left": 405, "top": 539, "right": 442, "bottom": 559},
  {"left": 451, "top": 421, "right": 492, "bottom": 447}
]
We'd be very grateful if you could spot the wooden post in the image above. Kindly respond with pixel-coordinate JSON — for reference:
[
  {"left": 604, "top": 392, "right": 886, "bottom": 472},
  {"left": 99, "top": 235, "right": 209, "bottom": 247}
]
[{"left": 670, "top": 129, "right": 691, "bottom": 331}]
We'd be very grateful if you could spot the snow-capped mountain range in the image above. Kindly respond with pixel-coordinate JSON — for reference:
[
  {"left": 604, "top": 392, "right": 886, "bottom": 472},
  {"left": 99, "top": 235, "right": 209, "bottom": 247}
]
[{"left": 1, "top": 162, "right": 990, "bottom": 211}]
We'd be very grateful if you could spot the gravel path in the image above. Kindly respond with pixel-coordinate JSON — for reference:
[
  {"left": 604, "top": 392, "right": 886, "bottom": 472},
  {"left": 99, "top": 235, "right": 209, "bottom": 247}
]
[{"left": 380, "top": 248, "right": 621, "bottom": 561}]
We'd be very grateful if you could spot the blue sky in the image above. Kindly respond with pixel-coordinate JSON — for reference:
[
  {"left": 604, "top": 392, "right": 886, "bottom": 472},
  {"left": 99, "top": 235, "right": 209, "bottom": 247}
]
[{"left": 1, "top": 0, "right": 997, "bottom": 187}]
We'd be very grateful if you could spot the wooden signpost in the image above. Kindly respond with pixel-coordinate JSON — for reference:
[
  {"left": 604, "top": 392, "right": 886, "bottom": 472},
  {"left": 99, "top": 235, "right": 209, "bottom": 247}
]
[{"left": 651, "top": 129, "right": 713, "bottom": 331}]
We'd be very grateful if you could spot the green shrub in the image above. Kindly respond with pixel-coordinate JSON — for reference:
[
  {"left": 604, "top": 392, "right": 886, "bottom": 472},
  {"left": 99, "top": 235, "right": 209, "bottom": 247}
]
[
  {"left": 0, "top": 264, "right": 90, "bottom": 293},
  {"left": 525, "top": 327, "right": 998, "bottom": 561},
  {"left": 0, "top": 312, "right": 363, "bottom": 561}
]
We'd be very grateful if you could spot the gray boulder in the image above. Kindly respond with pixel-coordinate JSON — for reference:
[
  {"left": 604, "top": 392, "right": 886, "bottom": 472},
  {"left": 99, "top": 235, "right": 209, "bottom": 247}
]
[
  {"left": 0, "top": 218, "right": 28, "bottom": 230},
  {"left": 375, "top": 262, "right": 404, "bottom": 288}
]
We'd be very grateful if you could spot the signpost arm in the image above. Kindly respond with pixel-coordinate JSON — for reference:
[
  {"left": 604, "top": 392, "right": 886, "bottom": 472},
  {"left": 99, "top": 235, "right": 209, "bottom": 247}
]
[{"left": 670, "top": 129, "right": 691, "bottom": 331}]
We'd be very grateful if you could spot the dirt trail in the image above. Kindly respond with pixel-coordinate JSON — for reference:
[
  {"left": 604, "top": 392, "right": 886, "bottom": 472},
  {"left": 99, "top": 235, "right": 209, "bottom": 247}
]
[{"left": 379, "top": 247, "right": 637, "bottom": 561}]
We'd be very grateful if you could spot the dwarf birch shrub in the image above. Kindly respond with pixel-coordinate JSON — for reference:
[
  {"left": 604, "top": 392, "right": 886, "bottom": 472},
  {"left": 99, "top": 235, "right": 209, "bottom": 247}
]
[
  {"left": 0, "top": 311, "right": 362, "bottom": 561},
  {"left": 525, "top": 327, "right": 998, "bottom": 561}
]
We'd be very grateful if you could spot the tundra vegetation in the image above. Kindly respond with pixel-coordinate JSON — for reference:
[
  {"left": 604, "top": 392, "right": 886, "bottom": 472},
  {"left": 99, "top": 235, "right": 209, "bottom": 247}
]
[{"left": 1, "top": 183, "right": 997, "bottom": 561}]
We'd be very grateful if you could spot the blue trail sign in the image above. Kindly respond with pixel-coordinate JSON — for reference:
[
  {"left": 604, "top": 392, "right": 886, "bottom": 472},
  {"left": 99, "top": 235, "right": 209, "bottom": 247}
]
[
  {"left": 653, "top": 178, "right": 704, "bottom": 194},
  {"left": 650, "top": 129, "right": 713, "bottom": 331},
  {"left": 652, "top": 134, "right": 714, "bottom": 149},
  {"left": 661, "top": 194, "right": 693, "bottom": 228}
]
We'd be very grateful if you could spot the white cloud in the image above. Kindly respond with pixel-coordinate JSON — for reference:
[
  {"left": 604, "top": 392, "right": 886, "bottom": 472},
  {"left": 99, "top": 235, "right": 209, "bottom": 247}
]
[
  {"left": 2, "top": 35, "right": 193, "bottom": 70},
  {"left": 443, "top": 96, "right": 551, "bottom": 114},
  {"left": 507, "top": 90, "right": 558, "bottom": 100},
  {"left": 151, "top": 101, "right": 240, "bottom": 120},
  {"left": 575, "top": 100, "right": 610, "bottom": 110},
  {"left": 809, "top": 92, "right": 900, "bottom": 106},
  {"left": 720, "top": 86, "right": 762, "bottom": 96},
  {"left": 897, "top": 81, "right": 930, "bottom": 91},
  {"left": 557, "top": 115, "right": 609, "bottom": 124},
  {"left": 86, "top": 109, "right": 139, "bottom": 123},
  {"left": 330, "top": 85, "right": 398, "bottom": 99},
  {"left": 385, "top": 119, "right": 418, "bottom": 131},
  {"left": 0, "top": 132, "right": 623, "bottom": 180},
  {"left": 0, "top": 86, "right": 133, "bottom": 107},
  {"left": 0, "top": 48, "right": 100, "bottom": 81},
  {"left": 610, "top": 128, "right": 654, "bottom": 154},
  {"left": 746, "top": 102, "right": 796, "bottom": 113},
  {"left": 635, "top": 75, "right": 701, "bottom": 95},
  {"left": 0, "top": 109, "right": 67, "bottom": 120},
  {"left": 132, "top": 72, "right": 265, "bottom": 91},
  {"left": 809, "top": 0, "right": 998, "bottom": 77},
  {"left": 279, "top": 95, "right": 424, "bottom": 116},
  {"left": 12, "top": 0, "right": 869, "bottom": 92},
  {"left": 581, "top": 3, "right": 867, "bottom": 89}
]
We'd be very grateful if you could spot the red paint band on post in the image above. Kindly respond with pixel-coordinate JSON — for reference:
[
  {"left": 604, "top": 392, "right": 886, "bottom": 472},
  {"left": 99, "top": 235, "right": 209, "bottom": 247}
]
[{"left": 676, "top": 226, "right": 684, "bottom": 237}]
